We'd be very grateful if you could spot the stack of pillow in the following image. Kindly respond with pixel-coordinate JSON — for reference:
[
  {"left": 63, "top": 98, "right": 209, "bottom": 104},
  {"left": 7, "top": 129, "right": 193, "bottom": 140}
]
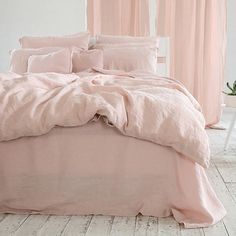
[
  {"left": 93, "top": 35, "right": 159, "bottom": 73},
  {"left": 9, "top": 31, "right": 159, "bottom": 74}
]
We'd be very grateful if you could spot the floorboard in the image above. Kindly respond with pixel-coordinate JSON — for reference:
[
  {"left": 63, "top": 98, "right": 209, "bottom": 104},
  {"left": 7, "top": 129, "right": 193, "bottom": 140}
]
[
  {"left": 0, "top": 214, "right": 29, "bottom": 236},
  {"left": 226, "top": 183, "right": 236, "bottom": 203},
  {"left": 158, "top": 217, "right": 181, "bottom": 236},
  {"left": 214, "top": 155, "right": 236, "bottom": 183},
  {"left": 180, "top": 227, "right": 204, "bottom": 236},
  {"left": 14, "top": 215, "right": 49, "bottom": 236},
  {"left": 0, "top": 215, "right": 6, "bottom": 224},
  {"left": 110, "top": 216, "right": 136, "bottom": 236},
  {"left": 36, "top": 215, "right": 71, "bottom": 236},
  {"left": 203, "top": 221, "right": 229, "bottom": 236},
  {"left": 62, "top": 215, "right": 93, "bottom": 236},
  {"left": 145, "top": 216, "right": 159, "bottom": 236},
  {"left": 85, "top": 215, "right": 113, "bottom": 236}
]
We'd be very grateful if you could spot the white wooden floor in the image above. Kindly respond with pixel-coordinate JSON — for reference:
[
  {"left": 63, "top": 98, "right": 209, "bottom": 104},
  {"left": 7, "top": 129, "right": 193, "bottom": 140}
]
[{"left": 0, "top": 109, "right": 235, "bottom": 236}]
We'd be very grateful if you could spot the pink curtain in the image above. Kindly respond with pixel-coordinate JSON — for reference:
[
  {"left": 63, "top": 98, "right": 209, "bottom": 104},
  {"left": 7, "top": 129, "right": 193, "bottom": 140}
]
[
  {"left": 157, "top": 0, "right": 227, "bottom": 125},
  {"left": 87, "top": 0, "right": 150, "bottom": 36}
]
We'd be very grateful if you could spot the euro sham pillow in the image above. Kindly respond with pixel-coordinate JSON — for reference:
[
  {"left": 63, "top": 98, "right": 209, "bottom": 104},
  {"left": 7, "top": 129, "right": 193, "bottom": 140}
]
[
  {"left": 27, "top": 49, "right": 72, "bottom": 73},
  {"left": 96, "top": 35, "right": 159, "bottom": 48},
  {"left": 19, "top": 31, "right": 90, "bottom": 50},
  {"left": 101, "top": 47, "right": 157, "bottom": 73},
  {"left": 10, "top": 47, "right": 63, "bottom": 74},
  {"left": 72, "top": 49, "right": 103, "bottom": 72}
]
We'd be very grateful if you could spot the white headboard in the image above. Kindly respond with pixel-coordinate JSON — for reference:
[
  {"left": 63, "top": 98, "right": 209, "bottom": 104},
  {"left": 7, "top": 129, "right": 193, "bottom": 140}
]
[
  {"left": 149, "top": 0, "right": 170, "bottom": 77},
  {"left": 157, "top": 37, "right": 170, "bottom": 77}
]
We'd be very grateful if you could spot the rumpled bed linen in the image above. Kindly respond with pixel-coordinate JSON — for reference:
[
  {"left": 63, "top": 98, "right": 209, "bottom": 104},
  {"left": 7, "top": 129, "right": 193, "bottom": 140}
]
[{"left": 0, "top": 70, "right": 210, "bottom": 167}]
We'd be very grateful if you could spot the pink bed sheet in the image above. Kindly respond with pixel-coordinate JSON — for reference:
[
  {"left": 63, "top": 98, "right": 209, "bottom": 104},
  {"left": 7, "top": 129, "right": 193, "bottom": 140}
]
[{"left": 0, "top": 121, "right": 226, "bottom": 228}]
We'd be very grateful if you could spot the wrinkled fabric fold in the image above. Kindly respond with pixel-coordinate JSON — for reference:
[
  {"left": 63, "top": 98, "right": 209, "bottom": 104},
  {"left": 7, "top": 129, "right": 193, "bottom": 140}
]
[{"left": 0, "top": 72, "right": 210, "bottom": 167}]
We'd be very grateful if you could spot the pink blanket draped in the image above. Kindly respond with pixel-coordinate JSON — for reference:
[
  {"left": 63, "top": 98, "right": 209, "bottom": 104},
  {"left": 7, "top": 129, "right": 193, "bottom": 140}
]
[{"left": 0, "top": 71, "right": 210, "bottom": 167}]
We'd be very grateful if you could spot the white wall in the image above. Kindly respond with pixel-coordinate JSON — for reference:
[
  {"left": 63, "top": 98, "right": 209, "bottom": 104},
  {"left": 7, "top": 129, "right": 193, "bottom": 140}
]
[
  {"left": 226, "top": 0, "right": 236, "bottom": 85},
  {"left": 0, "top": 0, "right": 86, "bottom": 71}
]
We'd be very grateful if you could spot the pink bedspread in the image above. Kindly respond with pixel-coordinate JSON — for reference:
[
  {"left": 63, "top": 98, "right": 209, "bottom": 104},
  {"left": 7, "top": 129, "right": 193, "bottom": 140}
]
[
  {"left": 0, "top": 121, "right": 226, "bottom": 228},
  {"left": 0, "top": 71, "right": 209, "bottom": 167}
]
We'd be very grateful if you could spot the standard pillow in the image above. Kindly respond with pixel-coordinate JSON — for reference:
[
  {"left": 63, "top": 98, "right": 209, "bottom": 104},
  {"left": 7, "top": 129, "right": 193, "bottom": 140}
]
[
  {"left": 27, "top": 49, "right": 72, "bottom": 73},
  {"left": 96, "top": 35, "right": 159, "bottom": 48},
  {"left": 92, "top": 42, "right": 156, "bottom": 50},
  {"left": 20, "top": 31, "right": 90, "bottom": 50},
  {"left": 72, "top": 49, "right": 103, "bottom": 72},
  {"left": 10, "top": 47, "right": 63, "bottom": 73},
  {"left": 102, "top": 47, "right": 157, "bottom": 73}
]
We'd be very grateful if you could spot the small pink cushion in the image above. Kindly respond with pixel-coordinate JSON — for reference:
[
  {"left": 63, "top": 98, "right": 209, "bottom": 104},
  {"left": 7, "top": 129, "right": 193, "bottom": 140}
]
[
  {"left": 20, "top": 31, "right": 90, "bottom": 50},
  {"left": 10, "top": 47, "right": 63, "bottom": 74},
  {"left": 72, "top": 49, "right": 103, "bottom": 72},
  {"left": 27, "top": 49, "right": 72, "bottom": 73},
  {"left": 102, "top": 47, "right": 157, "bottom": 73}
]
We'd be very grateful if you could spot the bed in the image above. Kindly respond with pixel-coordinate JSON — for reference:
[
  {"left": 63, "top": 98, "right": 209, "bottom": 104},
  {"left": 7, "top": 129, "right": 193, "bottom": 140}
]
[{"left": 0, "top": 34, "right": 226, "bottom": 228}]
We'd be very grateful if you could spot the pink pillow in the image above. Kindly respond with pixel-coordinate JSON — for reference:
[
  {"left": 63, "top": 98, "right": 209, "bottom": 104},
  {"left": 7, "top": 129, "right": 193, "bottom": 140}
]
[
  {"left": 27, "top": 49, "right": 72, "bottom": 73},
  {"left": 93, "top": 42, "right": 156, "bottom": 49},
  {"left": 102, "top": 47, "right": 157, "bottom": 73},
  {"left": 72, "top": 49, "right": 103, "bottom": 72},
  {"left": 10, "top": 47, "right": 63, "bottom": 74},
  {"left": 20, "top": 31, "right": 90, "bottom": 50},
  {"left": 96, "top": 35, "right": 159, "bottom": 48}
]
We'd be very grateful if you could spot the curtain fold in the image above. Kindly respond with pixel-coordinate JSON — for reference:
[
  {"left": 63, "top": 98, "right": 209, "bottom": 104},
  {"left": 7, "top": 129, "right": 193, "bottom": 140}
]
[
  {"left": 157, "top": 0, "right": 227, "bottom": 125},
  {"left": 87, "top": 0, "right": 150, "bottom": 36}
]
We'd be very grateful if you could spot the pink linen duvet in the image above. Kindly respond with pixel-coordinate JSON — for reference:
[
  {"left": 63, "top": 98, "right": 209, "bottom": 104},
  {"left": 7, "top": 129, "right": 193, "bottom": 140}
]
[
  {"left": 1, "top": 70, "right": 208, "bottom": 166},
  {"left": 0, "top": 70, "right": 226, "bottom": 227}
]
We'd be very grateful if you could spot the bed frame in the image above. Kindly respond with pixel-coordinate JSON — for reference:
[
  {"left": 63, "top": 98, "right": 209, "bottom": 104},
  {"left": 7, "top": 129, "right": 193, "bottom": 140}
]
[{"left": 156, "top": 37, "right": 170, "bottom": 77}]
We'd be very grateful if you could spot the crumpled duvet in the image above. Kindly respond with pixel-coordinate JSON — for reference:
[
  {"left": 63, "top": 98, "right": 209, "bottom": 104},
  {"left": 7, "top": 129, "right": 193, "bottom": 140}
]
[{"left": 0, "top": 70, "right": 210, "bottom": 167}]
